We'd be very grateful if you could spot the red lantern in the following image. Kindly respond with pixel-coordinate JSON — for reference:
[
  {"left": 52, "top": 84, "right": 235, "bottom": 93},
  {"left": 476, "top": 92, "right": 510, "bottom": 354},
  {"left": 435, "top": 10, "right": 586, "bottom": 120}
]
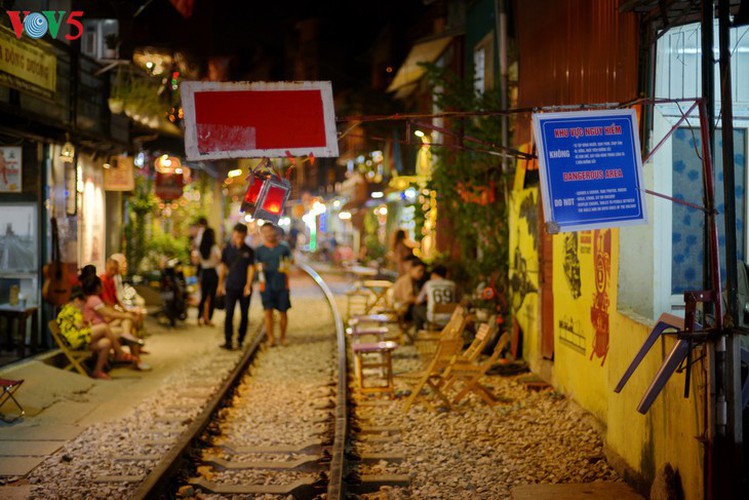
[
  {"left": 254, "top": 176, "right": 291, "bottom": 224},
  {"left": 241, "top": 171, "right": 270, "bottom": 213}
]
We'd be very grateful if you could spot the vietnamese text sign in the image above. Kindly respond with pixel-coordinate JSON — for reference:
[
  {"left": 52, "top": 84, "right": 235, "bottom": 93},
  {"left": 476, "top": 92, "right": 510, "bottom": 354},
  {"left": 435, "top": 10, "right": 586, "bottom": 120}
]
[
  {"left": 532, "top": 109, "right": 647, "bottom": 233},
  {"left": 181, "top": 80, "right": 339, "bottom": 160},
  {"left": 0, "top": 26, "right": 56, "bottom": 99}
]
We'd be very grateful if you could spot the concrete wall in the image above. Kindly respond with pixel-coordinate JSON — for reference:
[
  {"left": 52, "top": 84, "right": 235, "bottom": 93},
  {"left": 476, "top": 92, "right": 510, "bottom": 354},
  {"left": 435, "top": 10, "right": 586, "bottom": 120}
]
[{"left": 509, "top": 186, "right": 706, "bottom": 497}]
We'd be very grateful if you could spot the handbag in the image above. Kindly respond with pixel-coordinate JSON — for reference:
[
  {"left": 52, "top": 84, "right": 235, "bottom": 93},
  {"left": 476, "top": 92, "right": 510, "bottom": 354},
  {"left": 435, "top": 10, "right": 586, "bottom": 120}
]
[{"left": 214, "top": 294, "right": 226, "bottom": 310}]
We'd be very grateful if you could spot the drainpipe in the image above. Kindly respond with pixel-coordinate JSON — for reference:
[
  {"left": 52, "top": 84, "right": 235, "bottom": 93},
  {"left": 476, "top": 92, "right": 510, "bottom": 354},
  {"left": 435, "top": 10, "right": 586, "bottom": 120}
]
[{"left": 494, "top": 0, "right": 509, "bottom": 173}]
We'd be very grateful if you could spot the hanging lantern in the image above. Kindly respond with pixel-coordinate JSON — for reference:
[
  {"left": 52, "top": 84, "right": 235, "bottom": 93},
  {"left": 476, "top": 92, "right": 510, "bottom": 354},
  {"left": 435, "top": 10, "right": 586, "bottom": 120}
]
[
  {"left": 60, "top": 141, "right": 75, "bottom": 163},
  {"left": 239, "top": 159, "right": 293, "bottom": 224},
  {"left": 240, "top": 171, "right": 271, "bottom": 213},
  {"left": 253, "top": 176, "right": 291, "bottom": 224}
]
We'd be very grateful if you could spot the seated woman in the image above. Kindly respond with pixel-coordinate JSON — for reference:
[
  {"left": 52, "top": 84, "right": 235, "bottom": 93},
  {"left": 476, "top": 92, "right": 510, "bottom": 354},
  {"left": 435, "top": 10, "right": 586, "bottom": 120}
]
[
  {"left": 80, "top": 274, "right": 151, "bottom": 371},
  {"left": 391, "top": 259, "right": 426, "bottom": 329},
  {"left": 57, "top": 289, "right": 137, "bottom": 380}
]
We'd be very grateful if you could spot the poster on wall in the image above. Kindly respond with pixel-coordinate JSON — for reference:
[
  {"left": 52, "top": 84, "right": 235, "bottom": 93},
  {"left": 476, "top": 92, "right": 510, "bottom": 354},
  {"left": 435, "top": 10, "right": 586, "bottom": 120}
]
[
  {"left": 0, "top": 146, "right": 22, "bottom": 192},
  {"left": 532, "top": 109, "right": 647, "bottom": 233}
]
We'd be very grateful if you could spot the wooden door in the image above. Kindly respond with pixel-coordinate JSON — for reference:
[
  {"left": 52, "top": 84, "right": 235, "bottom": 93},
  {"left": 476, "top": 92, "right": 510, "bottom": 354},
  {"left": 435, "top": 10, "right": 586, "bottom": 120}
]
[{"left": 539, "top": 207, "right": 555, "bottom": 360}]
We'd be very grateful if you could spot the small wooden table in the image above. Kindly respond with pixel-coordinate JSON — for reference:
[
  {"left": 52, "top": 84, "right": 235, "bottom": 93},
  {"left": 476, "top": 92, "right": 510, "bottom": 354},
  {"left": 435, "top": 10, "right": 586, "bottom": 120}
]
[
  {"left": 351, "top": 341, "right": 399, "bottom": 398},
  {"left": 0, "top": 304, "right": 40, "bottom": 357}
]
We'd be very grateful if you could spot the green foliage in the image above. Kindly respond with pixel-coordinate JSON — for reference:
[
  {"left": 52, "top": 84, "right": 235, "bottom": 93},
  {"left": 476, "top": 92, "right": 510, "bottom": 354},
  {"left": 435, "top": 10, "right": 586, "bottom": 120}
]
[
  {"left": 142, "top": 232, "right": 190, "bottom": 271},
  {"left": 364, "top": 234, "right": 387, "bottom": 261},
  {"left": 124, "top": 173, "right": 156, "bottom": 277},
  {"left": 422, "top": 63, "right": 513, "bottom": 296}
]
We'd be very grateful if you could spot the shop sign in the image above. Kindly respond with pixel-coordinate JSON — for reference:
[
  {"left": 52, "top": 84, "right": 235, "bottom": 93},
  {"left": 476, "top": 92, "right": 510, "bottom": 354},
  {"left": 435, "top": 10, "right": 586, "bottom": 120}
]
[
  {"left": 155, "top": 172, "right": 184, "bottom": 201},
  {"left": 0, "top": 25, "right": 57, "bottom": 99},
  {"left": 181, "top": 80, "right": 339, "bottom": 160},
  {"left": 532, "top": 109, "right": 647, "bottom": 233},
  {"left": 0, "top": 146, "right": 22, "bottom": 192},
  {"left": 103, "top": 156, "right": 135, "bottom": 191}
]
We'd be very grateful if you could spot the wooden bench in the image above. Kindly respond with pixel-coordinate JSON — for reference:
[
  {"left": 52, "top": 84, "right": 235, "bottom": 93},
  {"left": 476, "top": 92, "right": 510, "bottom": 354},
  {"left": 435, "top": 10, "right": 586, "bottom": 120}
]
[{"left": 48, "top": 320, "right": 92, "bottom": 377}]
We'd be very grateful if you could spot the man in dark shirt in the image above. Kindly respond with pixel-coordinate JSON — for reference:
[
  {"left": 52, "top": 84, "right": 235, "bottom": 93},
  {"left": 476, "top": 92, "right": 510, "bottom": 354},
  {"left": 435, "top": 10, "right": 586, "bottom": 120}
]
[
  {"left": 255, "top": 223, "right": 292, "bottom": 346},
  {"left": 217, "top": 223, "right": 255, "bottom": 349}
]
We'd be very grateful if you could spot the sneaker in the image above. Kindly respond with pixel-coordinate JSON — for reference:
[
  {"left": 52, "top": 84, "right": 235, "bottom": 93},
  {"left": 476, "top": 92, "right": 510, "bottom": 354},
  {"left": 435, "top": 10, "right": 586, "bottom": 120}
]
[
  {"left": 219, "top": 343, "right": 233, "bottom": 350},
  {"left": 134, "top": 362, "right": 152, "bottom": 371}
]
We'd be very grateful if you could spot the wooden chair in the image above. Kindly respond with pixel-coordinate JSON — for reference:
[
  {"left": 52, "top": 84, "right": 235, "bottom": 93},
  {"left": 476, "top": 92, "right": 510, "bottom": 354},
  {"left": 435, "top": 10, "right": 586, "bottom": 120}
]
[
  {"left": 414, "top": 305, "right": 467, "bottom": 358},
  {"left": 0, "top": 378, "right": 24, "bottom": 422},
  {"left": 423, "top": 302, "right": 459, "bottom": 331},
  {"left": 401, "top": 322, "right": 492, "bottom": 410},
  {"left": 48, "top": 320, "right": 92, "bottom": 377},
  {"left": 443, "top": 332, "right": 511, "bottom": 406},
  {"left": 402, "top": 336, "right": 464, "bottom": 412}
]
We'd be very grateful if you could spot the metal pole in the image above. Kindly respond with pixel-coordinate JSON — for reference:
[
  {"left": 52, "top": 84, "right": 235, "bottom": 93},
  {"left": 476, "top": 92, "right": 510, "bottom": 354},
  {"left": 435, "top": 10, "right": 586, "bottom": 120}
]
[
  {"left": 717, "top": 0, "right": 743, "bottom": 496},
  {"left": 700, "top": 4, "right": 717, "bottom": 499},
  {"left": 494, "top": 0, "right": 509, "bottom": 172},
  {"left": 699, "top": 97, "right": 723, "bottom": 500}
]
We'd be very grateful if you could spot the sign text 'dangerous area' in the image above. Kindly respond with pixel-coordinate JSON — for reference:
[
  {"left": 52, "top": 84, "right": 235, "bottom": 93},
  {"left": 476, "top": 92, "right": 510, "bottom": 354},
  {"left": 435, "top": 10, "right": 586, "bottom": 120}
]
[{"left": 532, "top": 109, "right": 647, "bottom": 233}]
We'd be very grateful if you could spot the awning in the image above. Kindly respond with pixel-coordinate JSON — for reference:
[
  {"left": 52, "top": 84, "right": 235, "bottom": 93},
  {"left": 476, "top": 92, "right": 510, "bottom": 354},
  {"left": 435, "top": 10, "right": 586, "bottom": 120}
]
[{"left": 386, "top": 34, "right": 455, "bottom": 98}]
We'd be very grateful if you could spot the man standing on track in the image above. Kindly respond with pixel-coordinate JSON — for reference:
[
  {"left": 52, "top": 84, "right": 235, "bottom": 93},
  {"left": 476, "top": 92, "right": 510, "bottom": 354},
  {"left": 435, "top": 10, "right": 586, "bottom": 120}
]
[
  {"left": 217, "top": 223, "right": 255, "bottom": 350},
  {"left": 255, "top": 223, "right": 293, "bottom": 346}
]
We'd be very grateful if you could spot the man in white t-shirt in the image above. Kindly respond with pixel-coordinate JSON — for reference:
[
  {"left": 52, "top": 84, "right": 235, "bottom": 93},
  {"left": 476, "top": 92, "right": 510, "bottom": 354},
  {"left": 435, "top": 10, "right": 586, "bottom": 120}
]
[{"left": 413, "top": 265, "right": 458, "bottom": 329}]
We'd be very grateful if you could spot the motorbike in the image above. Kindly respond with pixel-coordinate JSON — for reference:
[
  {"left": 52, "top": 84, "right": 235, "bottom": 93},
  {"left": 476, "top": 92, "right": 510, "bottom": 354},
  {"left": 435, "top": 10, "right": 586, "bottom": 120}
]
[{"left": 160, "top": 258, "right": 188, "bottom": 326}]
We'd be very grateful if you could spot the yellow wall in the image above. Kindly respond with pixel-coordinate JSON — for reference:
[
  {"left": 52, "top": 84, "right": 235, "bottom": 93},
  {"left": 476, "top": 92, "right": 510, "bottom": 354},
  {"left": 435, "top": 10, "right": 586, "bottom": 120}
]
[
  {"left": 509, "top": 186, "right": 541, "bottom": 365},
  {"left": 551, "top": 229, "right": 614, "bottom": 422},
  {"left": 510, "top": 182, "right": 706, "bottom": 498}
]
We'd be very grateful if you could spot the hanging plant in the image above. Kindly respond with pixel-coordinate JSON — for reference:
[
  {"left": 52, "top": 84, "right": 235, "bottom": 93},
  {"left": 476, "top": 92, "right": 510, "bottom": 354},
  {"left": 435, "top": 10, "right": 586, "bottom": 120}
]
[{"left": 422, "top": 62, "right": 513, "bottom": 322}]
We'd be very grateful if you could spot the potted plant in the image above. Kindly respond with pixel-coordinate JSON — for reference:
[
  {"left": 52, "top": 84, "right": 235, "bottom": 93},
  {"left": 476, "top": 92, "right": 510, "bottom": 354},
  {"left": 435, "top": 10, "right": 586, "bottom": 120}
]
[{"left": 104, "top": 34, "right": 119, "bottom": 59}]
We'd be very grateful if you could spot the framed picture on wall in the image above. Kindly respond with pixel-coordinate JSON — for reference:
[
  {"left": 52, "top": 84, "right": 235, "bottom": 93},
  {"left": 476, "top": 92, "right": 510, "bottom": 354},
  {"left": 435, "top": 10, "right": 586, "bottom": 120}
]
[{"left": 0, "top": 202, "right": 38, "bottom": 273}]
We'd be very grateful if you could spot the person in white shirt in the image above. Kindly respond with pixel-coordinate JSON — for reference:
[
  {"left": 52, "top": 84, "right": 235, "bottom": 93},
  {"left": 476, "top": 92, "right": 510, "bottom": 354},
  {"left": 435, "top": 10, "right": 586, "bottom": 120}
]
[
  {"left": 109, "top": 253, "right": 147, "bottom": 314},
  {"left": 413, "top": 265, "right": 458, "bottom": 329},
  {"left": 197, "top": 227, "right": 222, "bottom": 326}
]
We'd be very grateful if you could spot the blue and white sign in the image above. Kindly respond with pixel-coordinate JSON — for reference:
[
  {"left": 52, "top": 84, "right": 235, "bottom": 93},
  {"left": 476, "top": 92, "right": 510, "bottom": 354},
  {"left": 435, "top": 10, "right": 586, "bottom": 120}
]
[{"left": 532, "top": 109, "right": 647, "bottom": 233}]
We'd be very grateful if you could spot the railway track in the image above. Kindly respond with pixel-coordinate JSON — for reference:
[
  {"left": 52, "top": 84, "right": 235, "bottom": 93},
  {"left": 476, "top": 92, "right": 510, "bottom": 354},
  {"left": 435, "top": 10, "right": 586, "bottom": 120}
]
[{"left": 129, "top": 263, "right": 347, "bottom": 499}]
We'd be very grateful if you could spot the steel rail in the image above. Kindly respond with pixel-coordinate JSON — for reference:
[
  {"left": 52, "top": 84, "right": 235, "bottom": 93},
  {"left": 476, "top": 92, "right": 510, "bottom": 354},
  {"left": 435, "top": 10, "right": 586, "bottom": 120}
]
[
  {"left": 130, "top": 264, "right": 347, "bottom": 499},
  {"left": 296, "top": 262, "right": 348, "bottom": 499},
  {"left": 130, "top": 320, "right": 267, "bottom": 500}
]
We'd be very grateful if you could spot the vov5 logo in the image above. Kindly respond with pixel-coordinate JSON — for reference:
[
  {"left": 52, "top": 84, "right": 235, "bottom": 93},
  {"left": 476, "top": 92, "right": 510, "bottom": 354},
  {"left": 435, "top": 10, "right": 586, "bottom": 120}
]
[{"left": 5, "top": 10, "right": 84, "bottom": 41}]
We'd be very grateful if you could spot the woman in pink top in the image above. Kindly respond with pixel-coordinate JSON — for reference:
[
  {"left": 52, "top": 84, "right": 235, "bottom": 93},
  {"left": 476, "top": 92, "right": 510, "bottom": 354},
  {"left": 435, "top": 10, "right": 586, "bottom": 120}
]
[{"left": 81, "top": 275, "right": 150, "bottom": 371}]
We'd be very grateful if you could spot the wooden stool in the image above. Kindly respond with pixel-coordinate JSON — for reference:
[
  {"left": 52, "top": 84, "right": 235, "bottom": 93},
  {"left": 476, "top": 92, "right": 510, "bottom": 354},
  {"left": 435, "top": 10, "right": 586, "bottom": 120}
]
[
  {"left": 345, "top": 289, "right": 371, "bottom": 319},
  {"left": 352, "top": 341, "right": 398, "bottom": 398},
  {"left": 350, "top": 313, "right": 406, "bottom": 344},
  {"left": 0, "top": 378, "right": 24, "bottom": 422}
]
